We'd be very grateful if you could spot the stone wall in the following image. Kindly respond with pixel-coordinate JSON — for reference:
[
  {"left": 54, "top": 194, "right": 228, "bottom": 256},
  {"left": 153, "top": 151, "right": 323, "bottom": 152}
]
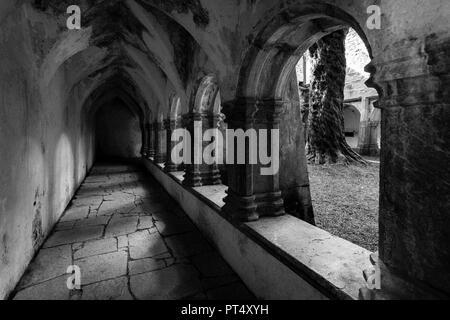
[{"left": 0, "top": 5, "right": 95, "bottom": 298}]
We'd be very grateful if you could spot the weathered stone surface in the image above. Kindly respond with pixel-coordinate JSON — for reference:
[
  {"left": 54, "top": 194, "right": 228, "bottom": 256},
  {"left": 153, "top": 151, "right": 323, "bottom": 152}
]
[
  {"left": 18, "top": 245, "right": 72, "bottom": 289},
  {"left": 82, "top": 277, "right": 133, "bottom": 300},
  {"left": 74, "top": 238, "right": 117, "bottom": 260},
  {"left": 60, "top": 206, "right": 90, "bottom": 222},
  {"left": 72, "top": 195, "right": 104, "bottom": 208},
  {"left": 130, "top": 265, "right": 203, "bottom": 300},
  {"left": 10, "top": 164, "right": 251, "bottom": 300},
  {"left": 14, "top": 276, "right": 70, "bottom": 300},
  {"left": 55, "top": 221, "right": 76, "bottom": 231},
  {"left": 44, "top": 226, "right": 104, "bottom": 248},
  {"left": 128, "top": 258, "right": 166, "bottom": 275},
  {"left": 97, "top": 200, "right": 135, "bottom": 216},
  {"left": 129, "top": 231, "right": 168, "bottom": 259},
  {"left": 117, "top": 235, "right": 128, "bottom": 248},
  {"left": 76, "top": 251, "right": 128, "bottom": 285},
  {"left": 75, "top": 216, "right": 110, "bottom": 227},
  {"left": 105, "top": 216, "right": 138, "bottom": 237},
  {"left": 138, "top": 216, "right": 154, "bottom": 230}
]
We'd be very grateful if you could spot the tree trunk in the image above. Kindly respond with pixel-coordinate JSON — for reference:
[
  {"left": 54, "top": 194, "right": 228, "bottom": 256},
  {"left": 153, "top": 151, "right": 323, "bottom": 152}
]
[{"left": 307, "top": 29, "right": 366, "bottom": 164}]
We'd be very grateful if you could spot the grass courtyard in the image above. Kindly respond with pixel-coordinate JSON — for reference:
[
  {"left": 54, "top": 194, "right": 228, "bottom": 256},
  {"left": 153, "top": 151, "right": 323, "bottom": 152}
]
[{"left": 308, "top": 162, "right": 379, "bottom": 252}]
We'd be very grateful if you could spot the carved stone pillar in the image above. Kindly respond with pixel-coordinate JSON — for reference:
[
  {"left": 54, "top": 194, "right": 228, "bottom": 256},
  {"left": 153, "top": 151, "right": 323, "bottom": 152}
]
[
  {"left": 153, "top": 121, "right": 165, "bottom": 164},
  {"left": 147, "top": 123, "right": 155, "bottom": 159},
  {"left": 182, "top": 112, "right": 221, "bottom": 187},
  {"left": 164, "top": 118, "right": 180, "bottom": 172},
  {"left": 360, "top": 37, "right": 450, "bottom": 299},
  {"left": 222, "top": 98, "right": 285, "bottom": 222}
]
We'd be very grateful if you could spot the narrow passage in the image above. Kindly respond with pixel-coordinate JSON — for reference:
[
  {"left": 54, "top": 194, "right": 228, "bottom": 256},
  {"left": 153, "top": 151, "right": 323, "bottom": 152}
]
[{"left": 13, "top": 162, "right": 255, "bottom": 300}]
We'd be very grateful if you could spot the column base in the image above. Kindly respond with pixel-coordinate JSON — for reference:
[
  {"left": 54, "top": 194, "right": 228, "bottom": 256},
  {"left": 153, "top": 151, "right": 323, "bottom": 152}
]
[
  {"left": 183, "top": 167, "right": 222, "bottom": 187},
  {"left": 164, "top": 163, "right": 180, "bottom": 173},
  {"left": 255, "top": 191, "right": 285, "bottom": 217},
  {"left": 183, "top": 167, "right": 203, "bottom": 187},
  {"left": 223, "top": 189, "right": 259, "bottom": 222},
  {"left": 146, "top": 150, "right": 156, "bottom": 160},
  {"left": 154, "top": 154, "right": 165, "bottom": 164}
]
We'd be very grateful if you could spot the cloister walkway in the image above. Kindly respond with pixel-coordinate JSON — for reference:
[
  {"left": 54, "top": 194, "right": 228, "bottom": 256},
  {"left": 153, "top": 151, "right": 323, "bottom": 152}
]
[{"left": 12, "top": 162, "right": 254, "bottom": 300}]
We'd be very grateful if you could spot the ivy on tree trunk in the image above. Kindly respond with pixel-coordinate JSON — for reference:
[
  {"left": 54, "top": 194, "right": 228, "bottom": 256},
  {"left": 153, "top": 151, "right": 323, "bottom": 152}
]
[{"left": 307, "top": 29, "right": 366, "bottom": 165}]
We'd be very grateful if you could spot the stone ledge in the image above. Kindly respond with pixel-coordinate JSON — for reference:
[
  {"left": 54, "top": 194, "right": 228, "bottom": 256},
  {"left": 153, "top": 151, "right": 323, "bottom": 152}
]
[{"left": 143, "top": 159, "right": 372, "bottom": 300}]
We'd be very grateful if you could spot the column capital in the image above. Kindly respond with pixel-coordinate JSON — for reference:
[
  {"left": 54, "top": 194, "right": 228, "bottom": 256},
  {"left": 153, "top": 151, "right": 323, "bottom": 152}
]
[
  {"left": 366, "top": 37, "right": 450, "bottom": 109},
  {"left": 222, "top": 98, "right": 285, "bottom": 127}
]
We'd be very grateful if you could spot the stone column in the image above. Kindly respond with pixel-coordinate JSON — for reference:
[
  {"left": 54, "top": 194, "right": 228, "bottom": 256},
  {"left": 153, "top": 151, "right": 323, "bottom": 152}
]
[
  {"left": 147, "top": 123, "right": 155, "bottom": 159},
  {"left": 222, "top": 98, "right": 285, "bottom": 222},
  {"left": 357, "top": 99, "right": 381, "bottom": 157},
  {"left": 164, "top": 118, "right": 180, "bottom": 172},
  {"left": 280, "top": 75, "right": 315, "bottom": 224},
  {"left": 140, "top": 122, "right": 148, "bottom": 157},
  {"left": 360, "top": 38, "right": 450, "bottom": 299},
  {"left": 153, "top": 121, "right": 166, "bottom": 164},
  {"left": 182, "top": 112, "right": 221, "bottom": 187}
]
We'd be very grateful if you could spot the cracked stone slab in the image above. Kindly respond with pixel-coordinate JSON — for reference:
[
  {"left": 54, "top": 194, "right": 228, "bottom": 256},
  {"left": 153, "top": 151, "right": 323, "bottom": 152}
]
[
  {"left": 72, "top": 195, "right": 104, "bottom": 208},
  {"left": 117, "top": 235, "right": 128, "bottom": 248},
  {"left": 76, "top": 251, "right": 128, "bottom": 285},
  {"left": 98, "top": 200, "right": 135, "bottom": 216},
  {"left": 138, "top": 216, "right": 154, "bottom": 230},
  {"left": 18, "top": 245, "right": 72, "bottom": 289},
  {"left": 129, "top": 231, "right": 168, "bottom": 259},
  {"left": 60, "top": 206, "right": 90, "bottom": 222},
  {"left": 75, "top": 216, "right": 110, "bottom": 228},
  {"left": 43, "top": 226, "right": 104, "bottom": 248},
  {"left": 82, "top": 277, "right": 133, "bottom": 300},
  {"left": 105, "top": 216, "right": 138, "bottom": 237},
  {"left": 128, "top": 258, "right": 166, "bottom": 275},
  {"left": 130, "top": 265, "right": 202, "bottom": 300},
  {"left": 74, "top": 238, "right": 117, "bottom": 260}
]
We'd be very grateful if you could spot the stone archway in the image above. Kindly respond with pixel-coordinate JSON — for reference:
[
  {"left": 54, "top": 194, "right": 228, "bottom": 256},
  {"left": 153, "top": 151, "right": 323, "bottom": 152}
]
[
  {"left": 223, "top": 4, "right": 378, "bottom": 223},
  {"left": 343, "top": 104, "right": 362, "bottom": 149},
  {"left": 182, "top": 74, "right": 223, "bottom": 186}
]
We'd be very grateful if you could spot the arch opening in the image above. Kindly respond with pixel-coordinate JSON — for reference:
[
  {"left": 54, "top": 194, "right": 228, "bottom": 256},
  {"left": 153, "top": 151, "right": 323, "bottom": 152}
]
[{"left": 228, "top": 5, "right": 381, "bottom": 251}]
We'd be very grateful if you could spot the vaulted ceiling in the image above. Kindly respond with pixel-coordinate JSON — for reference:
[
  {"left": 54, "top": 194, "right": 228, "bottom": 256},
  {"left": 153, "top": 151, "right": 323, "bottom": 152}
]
[{"left": 33, "top": 0, "right": 216, "bottom": 122}]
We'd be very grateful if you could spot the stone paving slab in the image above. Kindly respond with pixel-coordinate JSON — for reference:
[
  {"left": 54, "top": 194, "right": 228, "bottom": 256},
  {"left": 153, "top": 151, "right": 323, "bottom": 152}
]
[
  {"left": 43, "top": 226, "right": 104, "bottom": 248},
  {"left": 17, "top": 245, "right": 72, "bottom": 289},
  {"left": 129, "top": 231, "right": 168, "bottom": 259},
  {"left": 74, "top": 238, "right": 117, "bottom": 260},
  {"left": 60, "top": 206, "right": 90, "bottom": 222},
  {"left": 105, "top": 216, "right": 139, "bottom": 237},
  {"left": 82, "top": 277, "right": 133, "bottom": 300},
  {"left": 14, "top": 276, "right": 70, "bottom": 300},
  {"left": 130, "top": 265, "right": 203, "bottom": 300},
  {"left": 129, "top": 258, "right": 166, "bottom": 275},
  {"left": 77, "top": 251, "right": 128, "bottom": 285},
  {"left": 12, "top": 163, "right": 255, "bottom": 300}
]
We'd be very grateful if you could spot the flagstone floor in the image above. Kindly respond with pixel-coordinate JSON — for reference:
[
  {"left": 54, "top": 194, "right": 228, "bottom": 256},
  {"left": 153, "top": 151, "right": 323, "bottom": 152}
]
[{"left": 12, "top": 162, "right": 255, "bottom": 300}]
